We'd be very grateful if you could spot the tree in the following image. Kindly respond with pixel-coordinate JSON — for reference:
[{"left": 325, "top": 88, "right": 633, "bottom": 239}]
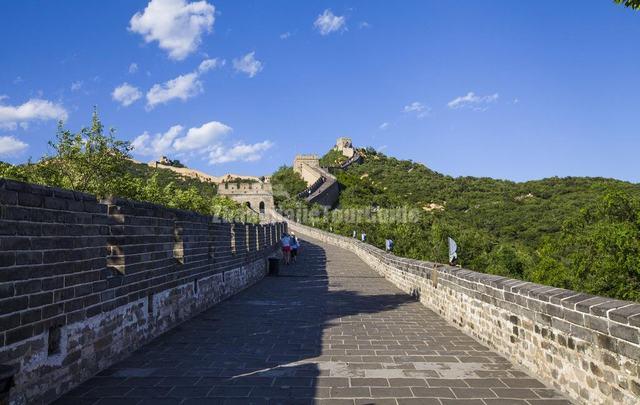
[
  {"left": 615, "top": 0, "right": 640, "bottom": 10},
  {"left": 42, "top": 108, "right": 133, "bottom": 197},
  {"left": 531, "top": 191, "right": 640, "bottom": 300},
  {"left": 319, "top": 149, "right": 347, "bottom": 167},
  {"left": 270, "top": 165, "right": 307, "bottom": 205},
  {"left": 0, "top": 110, "right": 257, "bottom": 223}
]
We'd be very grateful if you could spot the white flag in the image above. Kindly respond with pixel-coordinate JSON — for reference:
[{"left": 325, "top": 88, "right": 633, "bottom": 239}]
[{"left": 448, "top": 237, "right": 458, "bottom": 264}]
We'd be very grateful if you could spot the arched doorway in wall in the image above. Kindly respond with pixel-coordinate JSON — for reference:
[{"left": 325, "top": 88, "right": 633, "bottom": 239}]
[
  {"left": 245, "top": 201, "right": 251, "bottom": 209},
  {"left": 259, "top": 201, "right": 265, "bottom": 214}
]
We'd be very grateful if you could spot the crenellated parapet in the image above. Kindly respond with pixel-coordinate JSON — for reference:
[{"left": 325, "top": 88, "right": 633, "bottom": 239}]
[
  {"left": 0, "top": 179, "right": 285, "bottom": 405},
  {"left": 217, "top": 180, "right": 274, "bottom": 215}
]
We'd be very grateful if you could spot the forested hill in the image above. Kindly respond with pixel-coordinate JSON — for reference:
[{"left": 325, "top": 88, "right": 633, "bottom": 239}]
[{"left": 311, "top": 147, "right": 640, "bottom": 301}]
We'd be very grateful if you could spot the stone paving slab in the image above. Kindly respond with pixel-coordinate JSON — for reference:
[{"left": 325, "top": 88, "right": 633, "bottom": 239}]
[{"left": 54, "top": 237, "right": 571, "bottom": 405}]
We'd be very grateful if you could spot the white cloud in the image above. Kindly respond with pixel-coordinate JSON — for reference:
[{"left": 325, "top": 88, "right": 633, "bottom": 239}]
[
  {"left": 71, "top": 81, "right": 83, "bottom": 92},
  {"left": 132, "top": 125, "right": 184, "bottom": 156},
  {"left": 146, "top": 72, "right": 202, "bottom": 109},
  {"left": 403, "top": 101, "right": 430, "bottom": 118},
  {"left": 129, "top": 0, "right": 215, "bottom": 61},
  {"left": 314, "top": 9, "right": 346, "bottom": 35},
  {"left": 174, "top": 121, "right": 232, "bottom": 151},
  {"left": 447, "top": 92, "right": 499, "bottom": 111},
  {"left": 145, "top": 58, "right": 218, "bottom": 109},
  {"left": 112, "top": 83, "right": 143, "bottom": 107},
  {"left": 0, "top": 98, "right": 68, "bottom": 130},
  {"left": 208, "top": 141, "right": 273, "bottom": 164},
  {"left": 129, "top": 63, "right": 139, "bottom": 74},
  {"left": 0, "top": 135, "right": 28, "bottom": 157},
  {"left": 197, "top": 58, "right": 222, "bottom": 73},
  {"left": 379, "top": 122, "right": 389, "bottom": 130},
  {"left": 132, "top": 120, "right": 272, "bottom": 164},
  {"left": 358, "top": 21, "right": 371, "bottom": 29},
  {"left": 279, "top": 32, "right": 291, "bottom": 39},
  {"left": 233, "top": 52, "right": 263, "bottom": 78}
]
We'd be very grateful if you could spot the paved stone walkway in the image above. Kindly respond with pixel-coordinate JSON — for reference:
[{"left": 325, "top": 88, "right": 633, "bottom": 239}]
[{"left": 55, "top": 237, "right": 571, "bottom": 405}]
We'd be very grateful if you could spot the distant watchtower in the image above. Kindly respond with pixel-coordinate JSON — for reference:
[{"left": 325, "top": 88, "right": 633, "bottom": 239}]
[
  {"left": 334, "top": 137, "right": 355, "bottom": 158},
  {"left": 217, "top": 181, "right": 274, "bottom": 216},
  {"left": 293, "top": 154, "right": 322, "bottom": 185}
]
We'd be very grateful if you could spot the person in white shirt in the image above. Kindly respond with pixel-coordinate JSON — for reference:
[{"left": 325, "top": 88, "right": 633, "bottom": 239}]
[{"left": 281, "top": 233, "right": 291, "bottom": 265}]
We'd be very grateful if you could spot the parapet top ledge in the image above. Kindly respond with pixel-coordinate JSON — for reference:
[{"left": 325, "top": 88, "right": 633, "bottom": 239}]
[
  {"left": 293, "top": 219, "right": 640, "bottom": 324},
  {"left": 2, "top": 178, "right": 98, "bottom": 202}
]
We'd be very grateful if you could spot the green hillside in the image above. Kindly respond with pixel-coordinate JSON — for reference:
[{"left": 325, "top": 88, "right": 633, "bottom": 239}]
[{"left": 303, "top": 147, "right": 640, "bottom": 301}]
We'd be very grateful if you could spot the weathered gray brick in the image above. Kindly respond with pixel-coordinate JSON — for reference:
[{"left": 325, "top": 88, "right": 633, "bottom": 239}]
[
  {"left": 0, "top": 284, "right": 15, "bottom": 299},
  {"left": 17, "top": 192, "right": 44, "bottom": 207},
  {"left": 0, "top": 251, "right": 16, "bottom": 267},
  {"left": 16, "top": 251, "right": 43, "bottom": 266},
  {"left": 618, "top": 340, "right": 640, "bottom": 361},
  {"left": 0, "top": 189, "right": 18, "bottom": 205},
  {"left": 610, "top": 323, "right": 640, "bottom": 344},
  {"left": 29, "top": 292, "right": 53, "bottom": 308},
  {"left": 561, "top": 293, "right": 597, "bottom": 310},
  {"left": 5, "top": 325, "right": 34, "bottom": 345},
  {"left": 0, "top": 296, "right": 28, "bottom": 314},
  {"left": 609, "top": 304, "right": 640, "bottom": 325},
  {"left": 584, "top": 315, "right": 610, "bottom": 334}
]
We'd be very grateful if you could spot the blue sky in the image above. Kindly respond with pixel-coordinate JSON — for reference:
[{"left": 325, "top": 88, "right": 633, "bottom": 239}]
[{"left": 1, "top": 1, "right": 639, "bottom": 182}]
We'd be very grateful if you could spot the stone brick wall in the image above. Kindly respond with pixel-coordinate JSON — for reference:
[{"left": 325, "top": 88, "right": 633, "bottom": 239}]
[
  {"left": 275, "top": 212, "right": 640, "bottom": 405},
  {"left": 0, "top": 179, "right": 284, "bottom": 405}
]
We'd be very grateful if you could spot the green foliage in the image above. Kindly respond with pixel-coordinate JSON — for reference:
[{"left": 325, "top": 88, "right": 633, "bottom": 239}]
[
  {"left": 530, "top": 191, "right": 640, "bottom": 301},
  {"left": 127, "top": 161, "right": 219, "bottom": 202},
  {"left": 310, "top": 147, "right": 640, "bottom": 301},
  {"left": 319, "top": 148, "right": 348, "bottom": 167},
  {"left": 270, "top": 165, "right": 307, "bottom": 205},
  {"left": 0, "top": 111, "right": 255, "bottom": 223},
  {"left": 0, "top": 110, "right": 133, "bottom": 197},
  {"left": 615, "top": 0, "right": 640, "bottom": 10}
]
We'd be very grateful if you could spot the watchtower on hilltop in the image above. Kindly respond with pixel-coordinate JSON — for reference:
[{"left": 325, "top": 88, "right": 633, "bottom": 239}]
[{"left": 335, "top": 137, "right": 355, "bottom": 158}]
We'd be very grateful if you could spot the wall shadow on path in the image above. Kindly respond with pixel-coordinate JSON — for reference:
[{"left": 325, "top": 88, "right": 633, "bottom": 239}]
[{"left": 54, "top": 238, "right": 416, "bottom": 405}]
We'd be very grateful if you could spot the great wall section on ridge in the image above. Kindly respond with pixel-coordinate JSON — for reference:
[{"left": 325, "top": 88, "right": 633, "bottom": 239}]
[
  {"left": 146, "top": 137, "right": 360, "bottom": 215},
  {"left": 293, "top": 137, "right": 362, "bottom": 209},
  {"left": 146, "top": 157, "right": 275, "bottom": 220},
  {"left": 0, "top": 137, "right": 639, "bottom": 405}
]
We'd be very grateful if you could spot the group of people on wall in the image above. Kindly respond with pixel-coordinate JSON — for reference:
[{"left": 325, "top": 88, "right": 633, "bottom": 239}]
[
  {"left": 351, "top": 230, "right": 395, "bottom": 252},
  {"left": 279, "top": 229, "right": 394, "bottom": 267},
  {"left": 280, "top": 232, "right": 300, "bottom": 265}
]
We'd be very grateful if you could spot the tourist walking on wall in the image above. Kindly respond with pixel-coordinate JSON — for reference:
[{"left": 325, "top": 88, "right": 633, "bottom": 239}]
[
  {"left": 385, "top": 239, "right": 394, "bottom": 252},
  {"left": 290, "top": 233, "right": 299, "bottom": 263},
  {"left": 281, "top": 233, "right": 291, "bottom": 265}
]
